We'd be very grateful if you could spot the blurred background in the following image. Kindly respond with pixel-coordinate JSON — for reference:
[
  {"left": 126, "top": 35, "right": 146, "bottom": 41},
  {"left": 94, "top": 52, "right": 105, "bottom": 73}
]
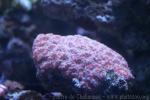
[{"left": 0, "top": 0, "right": 150, "bottom": 99}]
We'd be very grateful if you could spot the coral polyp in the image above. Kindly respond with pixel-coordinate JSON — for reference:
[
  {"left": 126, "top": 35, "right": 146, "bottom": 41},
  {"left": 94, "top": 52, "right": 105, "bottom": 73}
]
[{"left": 32, "top": 33, "right": 134, "bottom": 94}]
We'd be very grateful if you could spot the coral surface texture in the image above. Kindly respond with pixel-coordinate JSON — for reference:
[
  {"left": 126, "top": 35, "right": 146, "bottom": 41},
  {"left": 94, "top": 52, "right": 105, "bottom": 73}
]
[{"left": 33, "top": 33, "right": 133, "bottom": 93}]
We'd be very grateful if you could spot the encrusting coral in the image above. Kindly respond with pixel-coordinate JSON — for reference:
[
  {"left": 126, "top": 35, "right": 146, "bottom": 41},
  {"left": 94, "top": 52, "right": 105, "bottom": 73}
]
[{"left": 32, "top": 33, "right": 134, "bottom": 94}]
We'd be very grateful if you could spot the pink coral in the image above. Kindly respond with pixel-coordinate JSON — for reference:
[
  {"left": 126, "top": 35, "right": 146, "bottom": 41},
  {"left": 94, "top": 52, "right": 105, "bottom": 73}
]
[{"left": 32, "top": 33, "right": 133, "bottom": 92}]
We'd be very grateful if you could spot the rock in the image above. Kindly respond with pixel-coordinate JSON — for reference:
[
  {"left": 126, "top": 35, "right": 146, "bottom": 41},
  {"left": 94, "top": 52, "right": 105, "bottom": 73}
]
[
  {"left": 32, "top": 33, "right": 133, "bottom": 94},
  {"left": 40, "top": 0, "right": 150, "bottom": 58},
  {"left": 0, "top": 84, "right": 7, "bottom": 97},
  {"left": 42, "top": 92, "right": 63, "bottom": 100},
  {"left": 40, "top": 0, "right": 122, "bottom": 33},
  {"left": 4, "top": 38, "right": 39, "bottom": 90},
  {"left": 6, "top": 90, "right": 42, "bottom": 100},
  {"left": 4, "top": 80, "right": 24, "bottom": 91}
]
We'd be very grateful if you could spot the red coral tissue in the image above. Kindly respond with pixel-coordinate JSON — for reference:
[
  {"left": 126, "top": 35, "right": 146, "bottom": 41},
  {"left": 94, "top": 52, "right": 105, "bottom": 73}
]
[{"left": 32, "top": 33, "right": 134, "bottom": 93}]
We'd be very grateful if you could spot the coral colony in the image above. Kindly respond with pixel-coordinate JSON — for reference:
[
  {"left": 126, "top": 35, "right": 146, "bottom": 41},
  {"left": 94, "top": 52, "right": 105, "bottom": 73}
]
[{"left": 32, "top": 33, "right": 133, "bottom": 93}]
